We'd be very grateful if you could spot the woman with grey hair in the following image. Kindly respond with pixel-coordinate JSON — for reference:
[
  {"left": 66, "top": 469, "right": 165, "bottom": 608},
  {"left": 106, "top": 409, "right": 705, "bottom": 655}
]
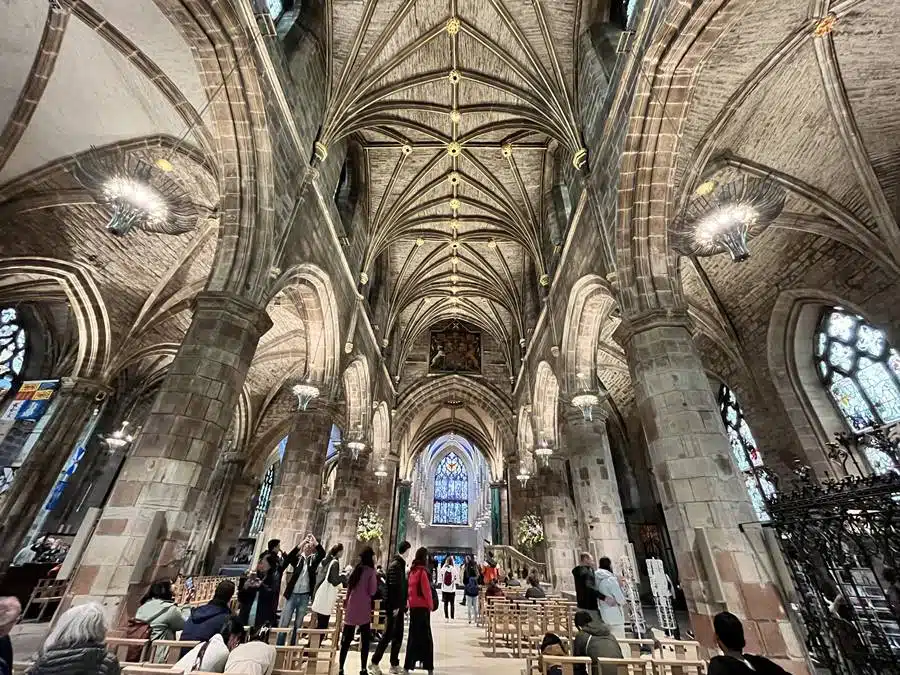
[{"left": 26, "top": 602, "right": 119, "bottom": 675}]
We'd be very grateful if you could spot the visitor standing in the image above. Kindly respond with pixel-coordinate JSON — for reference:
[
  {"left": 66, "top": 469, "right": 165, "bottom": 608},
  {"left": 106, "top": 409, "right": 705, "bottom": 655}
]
[
  {"left": 404, "top": 547, "right": 435, "bottom": 675},
  {"left": 708, "top": 612, "right": 789, "bottom": 674},
  {"left": 572, "top": 609, "right": 623, "bottom": 675},
  {"left": 311, "top": 544, "right": 345, "bottom": 629},
  {"left": 237, "top": 558, "right": 274, "bottom": 628},
  {"left": 279, "top": 534, "right": 325, "bottom": 645},
  {"left": 463, "top": 572, "right": 479, "bottom": 624},
  {"left": 572, "top": 553, "right": 606, "bottom": 617},
  {"left": 482, "top": 551, "right": 500, "bottom": 585},
  {"left": 27, "top": 602, "right": 120, "bottom": 675},
  {"left": 439, "top": 556, "right": 458, "bottom": 620},
  {"left": 369, "top": 541, "right": 411, "bottom": 675},
  {"left": 460, "top": 555, "right": 478, "bottom": 607},
  {"left": 339, "top": 547, "right": 378, "bottom": 675},
  {"left": 594, "top": 557, "right": 627, "bottom": 638}
]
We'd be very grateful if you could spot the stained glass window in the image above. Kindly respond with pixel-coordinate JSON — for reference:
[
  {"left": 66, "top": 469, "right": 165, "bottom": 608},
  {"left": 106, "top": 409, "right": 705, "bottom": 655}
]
[
  {"left": 815, "top": 308, "right": 900, "bottom": 474},
  {"left": 0, "top": 307, "right": 27, "bottom": 396},
  {"left": 718, "top": 385, "right": 770, "bottom": 521},
  {"left": 266, "top": 0, "right": 284, "bottom": 18},
  {"left": 433, "top": 451, "right": 468, "bottom": 525},
  {"left": 249, "top": 454, "right": 280, "bottom": 537}
]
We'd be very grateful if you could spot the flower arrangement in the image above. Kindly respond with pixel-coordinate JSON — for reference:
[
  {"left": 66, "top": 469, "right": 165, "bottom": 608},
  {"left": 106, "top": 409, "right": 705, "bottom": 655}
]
[
  {"left": 516, "top": 512, "right": 545, "bottom": 551},
  {"left": 357, "top": 504, "right": 384, "bottom": 542}
]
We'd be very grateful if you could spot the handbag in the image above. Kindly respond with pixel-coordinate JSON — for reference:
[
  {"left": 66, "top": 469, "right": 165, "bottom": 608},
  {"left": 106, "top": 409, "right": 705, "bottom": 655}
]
[{"left": 311, "top": 559, "right": 340, "bottom": 615}]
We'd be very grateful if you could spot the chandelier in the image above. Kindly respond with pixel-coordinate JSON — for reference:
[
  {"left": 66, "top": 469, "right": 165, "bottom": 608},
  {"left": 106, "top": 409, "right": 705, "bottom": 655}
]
[
  {"left": 291, "top": 382, "right": 320, "bottom": 411},
  {"left": 670, "top": 175, "right": 785, "bottom": 262},
  {"left": 71, "top": 148, "right": 201, "bottom": 236},
  {"left": 534, "top": 441, "right": 553, "bottom": 467},
  {"left": 346, "top": 438, "right": 366, "bottom": 461},
  {"left": 516, "top": 468, "right": 531, "bottom": 487},
  {"left": 374, "top": 460, "right": 388, "bottom": 485},
  {"left": 571, "top": 372, "right": 602, "bottom": 422},
  {"left": 103, "top": 421, "right": 134, "bottom": 450}
]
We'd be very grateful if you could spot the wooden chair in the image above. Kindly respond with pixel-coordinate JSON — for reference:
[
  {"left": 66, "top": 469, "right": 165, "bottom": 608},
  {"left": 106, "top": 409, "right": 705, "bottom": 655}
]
[
  {"left": 149, "top": 639, "right": 201, "bottom": 665},
  {"left": 537, "top": 654, "right": 593, "bottom": 675},
  {"left": 105, "top": 636, "right": 150, "bottom": 664},
  {"left": 594, "top": 657, "right": 654, "bottom": 674},
  {"left": 20, "top": 578, "right": 67, "bottom": 623},
  {"left": 618, "top": 638, "right": 655, "bottom": 659},
  {"left": 650, "top": 659, "right": 706, "bottom": 675},
  {"left": 653, "top": 639, "right": 701, "bottom": 662}
]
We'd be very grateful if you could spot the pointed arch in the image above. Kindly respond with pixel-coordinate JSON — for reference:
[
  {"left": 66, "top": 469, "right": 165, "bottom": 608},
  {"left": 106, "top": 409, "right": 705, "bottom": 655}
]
[
  {"left": 342, "top": 356, "right": 371, "bottom": 434},
  {"left": 560, "top": 274, "right": 619, "bottom": 393},
  {"left": 532, "top": 361, "right": 560, "bottom": 446},
  {"left": 372, "top": 400, "right": 391, "bottom": 458}
]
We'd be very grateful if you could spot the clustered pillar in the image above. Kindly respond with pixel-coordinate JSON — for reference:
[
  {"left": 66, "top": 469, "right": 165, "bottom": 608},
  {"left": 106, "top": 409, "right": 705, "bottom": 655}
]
[
  {"left": 263, "top": 410, "right": 333, "bottom": 550},
  {"left": 564, "top": 410, "right": 630, "bottom": 569},
  {"left": 321, "top": 450, "right": 369, "bottom": 556},
  {"left": 537, "top": 459, "right": 578, "bottom": 592},
  {"left": 618, "top": 312, "right": 805, "bottom": 669},
  {"left": 66, "top": 292, "right": 271, "bottom": 621}
]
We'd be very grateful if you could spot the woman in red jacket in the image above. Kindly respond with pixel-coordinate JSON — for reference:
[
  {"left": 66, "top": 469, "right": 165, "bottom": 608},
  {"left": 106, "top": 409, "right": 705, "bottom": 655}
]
[{"left": 403, "top": 547, "right": 434, "bottom": 674}]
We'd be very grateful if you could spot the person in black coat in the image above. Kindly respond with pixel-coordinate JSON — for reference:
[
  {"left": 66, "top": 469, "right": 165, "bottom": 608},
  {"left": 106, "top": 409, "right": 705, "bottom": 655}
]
[
  {"left": 277, "top": 534, "right": 326, "bottom": 645},
  {"left": 369, "top": 541, "right": 411, "bottom": 674},
  {"left": 238, "top": 557, "right": 276, "bottom": 628},
  {"left": 708, "top": 612, "right": 789, "bottom": 675},
  {"left": 572, "top": 552, "right": 606, "bottom": 616}
]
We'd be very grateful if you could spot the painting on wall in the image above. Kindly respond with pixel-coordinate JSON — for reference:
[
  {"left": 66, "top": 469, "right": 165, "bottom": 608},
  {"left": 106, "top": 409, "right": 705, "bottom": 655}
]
[{"left": 429, "top": 320, "right": 481, "bottom": 374}]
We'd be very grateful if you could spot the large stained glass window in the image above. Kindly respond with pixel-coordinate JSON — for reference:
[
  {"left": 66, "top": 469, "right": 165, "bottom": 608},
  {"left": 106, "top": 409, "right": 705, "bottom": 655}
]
[
  {"left": 433, "top": 451, "right": 468, "bottom": 525},
  {"left": 815, "top": 308, "right": 900, "bottom": 474},
  {"left": 0, "top": 307, "right": 27, "bottom": 396},
  {"left": 249, "top": 438, "right": 286, "bottom": 537},
  {"left": 718, "top": 385, "right": 775, "bottom": 521}
]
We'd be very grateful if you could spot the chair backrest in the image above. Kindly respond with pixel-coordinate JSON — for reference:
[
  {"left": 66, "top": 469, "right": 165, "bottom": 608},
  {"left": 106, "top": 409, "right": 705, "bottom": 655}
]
[
  {"left": 653, "top": 639, "right": 701, "bottom": 661},
  {"left": 594, "top": 657, "right": 654, "bottom": 675},
  {"left": 650, "top": 659, "right": 707, "bottom": 675},
  {"left": 150, "top": 639, "right": 201, "bottom": 664},
  {"left": 619, "top": 638, "right": 654, "bottom": 659},
  {"left": 540, "top": 654, "right": 593, "bottom": 675},
  {"left": 105, "top": 636, "right": 150, "bottom": 664}
]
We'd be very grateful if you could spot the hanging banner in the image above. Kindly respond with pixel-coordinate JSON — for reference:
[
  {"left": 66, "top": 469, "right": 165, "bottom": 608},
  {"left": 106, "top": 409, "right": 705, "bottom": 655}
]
[{"left": 1, "top": 380, "right": 60, "bottom": 422}]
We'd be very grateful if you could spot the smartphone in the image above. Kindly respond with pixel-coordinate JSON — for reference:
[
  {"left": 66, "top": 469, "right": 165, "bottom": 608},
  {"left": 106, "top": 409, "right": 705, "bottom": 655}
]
[{"left": 184, "top": 576, "right": 194, "bottom": 591}]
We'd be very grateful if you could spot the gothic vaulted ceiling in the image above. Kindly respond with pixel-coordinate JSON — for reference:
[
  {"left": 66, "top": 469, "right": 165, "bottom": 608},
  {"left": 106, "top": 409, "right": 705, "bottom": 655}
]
[{"left": 319, "top": 0, "right": 601, "bottom": 378}]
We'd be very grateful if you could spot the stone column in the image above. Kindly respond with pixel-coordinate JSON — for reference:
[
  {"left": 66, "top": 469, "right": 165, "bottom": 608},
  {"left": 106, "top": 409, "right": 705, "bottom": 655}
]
[
  {"left": 66, "top": 292, "right": 271, "bottom": 622},
  {"left": 0, "top": 377, "right": 111, "bottom": 570},
  {"left": 617, "top": 312, "right": 805, "bottom": 670},
  {"left": 564, "top": 410, "right": 630, "bottom": 569},
  {"left": 321, "top": 449, "right": 368, "bottom": 556},
  {"left": 537, "top": 458, "right": 578, "bottom": 592},
  {"left": 362, "top": 468, "right": 395, "bottom": 562},
  {"left": 490, "top": 481, "right": 507, "bottom": 545},
  {"left": 262, "top": 410, "right": 332, "bottom": 551}
]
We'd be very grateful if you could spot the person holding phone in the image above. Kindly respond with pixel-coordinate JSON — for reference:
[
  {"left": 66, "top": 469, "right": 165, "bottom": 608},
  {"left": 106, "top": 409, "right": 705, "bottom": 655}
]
[{"left": 279, "top": 534, "right": 326, "bottom": 645}]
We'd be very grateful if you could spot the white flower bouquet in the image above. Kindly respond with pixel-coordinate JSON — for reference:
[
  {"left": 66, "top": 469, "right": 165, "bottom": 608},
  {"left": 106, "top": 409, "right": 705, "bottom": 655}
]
[
  {"left": 516, "top": 512, "right": 545, "bottom": 551},
  {"left": 357, "top": 504, "right": 384, "bottom": 542}
]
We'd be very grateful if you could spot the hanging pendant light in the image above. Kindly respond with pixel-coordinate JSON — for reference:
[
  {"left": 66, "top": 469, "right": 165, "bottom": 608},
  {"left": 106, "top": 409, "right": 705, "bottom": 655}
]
[
  {"left": 103, "top": 421, "right": 134, "bottom": 451},
  {"left": 374, "top": 460, "right": 388, "bottom": 485},
  {"left": 534, "top": 440, "right": 553, "bottom": 468},
  {"left": 292, "top": 382, "right": 320, "bottom": 410}
]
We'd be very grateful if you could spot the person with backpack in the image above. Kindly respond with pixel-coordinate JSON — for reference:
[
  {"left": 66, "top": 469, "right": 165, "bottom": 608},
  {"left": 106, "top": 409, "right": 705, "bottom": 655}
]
[
  {"left": 572, "top": 610, "right": 623, "bottom": 675},
  {"left": 172, "top": 615, "right": 245, "bottom": 673},
  {"left": 460, "top": 555, "right": 478, "bottom": 607},
  {"left": 439, "top": 556, "right": 458, "bottom": 621},
  {"left": 404, "top": 547, "right": 435, "bottom": 675},
  {"left": 26, "top": 602, "right": 119, "bottom": 675},
  {"left": 463, "top": 572, "right": 479, "bottom": 624},
  {"left": 132, "top": 579, "right": 184, "bottom": 663}
]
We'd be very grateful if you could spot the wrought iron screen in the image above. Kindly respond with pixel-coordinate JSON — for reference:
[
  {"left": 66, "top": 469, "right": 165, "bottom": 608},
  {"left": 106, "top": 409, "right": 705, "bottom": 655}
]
[{"left": 764, "top": 428, "right": 900, "bottom": 674}]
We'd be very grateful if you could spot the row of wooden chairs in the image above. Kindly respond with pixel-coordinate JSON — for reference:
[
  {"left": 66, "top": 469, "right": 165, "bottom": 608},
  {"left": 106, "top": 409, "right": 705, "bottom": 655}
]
[
  {"left": 483, "top": 596, "right": 578, "bottom": 656},
  {"left": 535, "top": 655, "right": 707, "bottom": 675}
]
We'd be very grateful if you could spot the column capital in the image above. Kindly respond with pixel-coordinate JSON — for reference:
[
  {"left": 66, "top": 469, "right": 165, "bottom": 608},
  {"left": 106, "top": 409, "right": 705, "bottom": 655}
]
[
  {"left": 612, "top": 307, "right": 692, "bottom": 346},
  {"left": 489, "top": 480, "right": 507, "bottom": 489},
  {"left": 193, "top": 291, "right": 272, "bottom": 335}
]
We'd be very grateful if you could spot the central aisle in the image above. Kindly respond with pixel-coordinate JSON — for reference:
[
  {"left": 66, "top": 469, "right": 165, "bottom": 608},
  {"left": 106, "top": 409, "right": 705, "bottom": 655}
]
[{"left": 344, "top": 615, "right": 525, "bottom": 675}]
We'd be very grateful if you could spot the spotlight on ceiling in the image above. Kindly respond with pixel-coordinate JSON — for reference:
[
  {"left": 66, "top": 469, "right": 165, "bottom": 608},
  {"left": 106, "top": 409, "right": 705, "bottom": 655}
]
[{"left": 670, "top": 175, "right": 785, "bottom": 263}]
